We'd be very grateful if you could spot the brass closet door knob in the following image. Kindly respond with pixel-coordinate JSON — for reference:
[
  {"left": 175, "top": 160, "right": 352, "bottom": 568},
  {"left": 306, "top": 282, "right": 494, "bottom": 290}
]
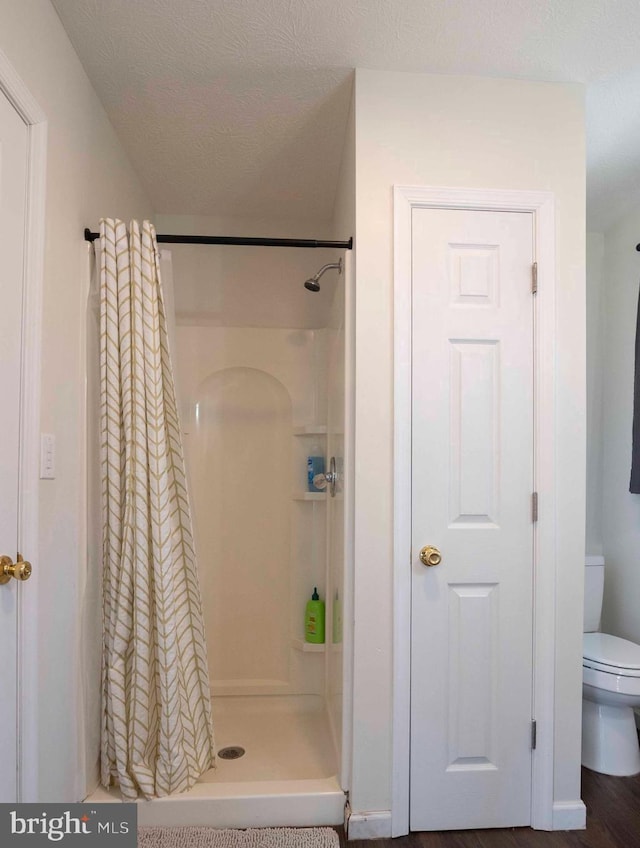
[
  {"left": 0, "top": 554, "right": 32, "bottom": 584},
  {"left": 419, "top": 545, "right": 442, "bottom": 567}
]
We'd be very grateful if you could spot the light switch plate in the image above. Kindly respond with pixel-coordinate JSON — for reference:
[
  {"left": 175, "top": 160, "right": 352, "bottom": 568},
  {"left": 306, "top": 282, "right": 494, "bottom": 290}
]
[{"left": 40, "top": 433, "right": 55, "bottom": 479}]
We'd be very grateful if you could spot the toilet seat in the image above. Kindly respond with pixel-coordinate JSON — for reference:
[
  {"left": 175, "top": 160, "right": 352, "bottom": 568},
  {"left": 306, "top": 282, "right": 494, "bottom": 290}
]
[
  {"left": 583, "top": 665, "right": 640, "bottom": 697},
  {"left": 583, "top": 632, "right": 640, "bottom": 677}
]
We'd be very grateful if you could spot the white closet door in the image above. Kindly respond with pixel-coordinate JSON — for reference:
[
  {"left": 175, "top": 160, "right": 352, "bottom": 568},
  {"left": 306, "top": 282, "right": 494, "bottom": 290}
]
[{"left": 410, "top": 207, "right": 535, "bottom": 831}]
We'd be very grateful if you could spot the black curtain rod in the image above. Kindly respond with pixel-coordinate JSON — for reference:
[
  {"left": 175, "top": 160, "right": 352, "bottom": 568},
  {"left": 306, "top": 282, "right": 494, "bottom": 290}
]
[{"left": 84, "top": 228, "right": 352, "bottom": 250}]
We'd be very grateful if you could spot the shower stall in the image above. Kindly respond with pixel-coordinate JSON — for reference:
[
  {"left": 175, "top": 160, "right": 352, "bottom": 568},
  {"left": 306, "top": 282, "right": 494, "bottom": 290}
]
[{"left": 85, "top": 233, "right": 353, "bottom": 828}]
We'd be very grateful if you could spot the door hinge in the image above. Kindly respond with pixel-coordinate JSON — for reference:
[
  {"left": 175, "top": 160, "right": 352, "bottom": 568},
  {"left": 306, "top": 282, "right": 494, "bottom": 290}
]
[
  {"left": 532, "top": 492, "right": 538, "bottom": 523},
  {"left": 532, "top": 262, "right": 538, "bottom": 294},
  {"left": 531, "top": 719, "right": 537, "bottom": 750}
]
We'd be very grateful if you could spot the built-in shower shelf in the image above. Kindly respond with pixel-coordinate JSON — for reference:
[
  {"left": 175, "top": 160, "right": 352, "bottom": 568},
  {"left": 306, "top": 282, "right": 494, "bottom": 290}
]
[
  {"left": 292, "top": 492, "right": 326, "bottom": 501},
  {"left": 291, "top": 637, "right": 326, "bottom": 653},
  {"left": 293, "top": 425, "right": 327, "bottom": 436}
]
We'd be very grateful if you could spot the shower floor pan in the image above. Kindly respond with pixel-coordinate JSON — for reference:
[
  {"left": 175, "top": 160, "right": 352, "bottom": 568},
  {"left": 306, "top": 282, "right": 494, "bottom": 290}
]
[{"left": 85, "top": 695, "right": 345, "bottom": 828}]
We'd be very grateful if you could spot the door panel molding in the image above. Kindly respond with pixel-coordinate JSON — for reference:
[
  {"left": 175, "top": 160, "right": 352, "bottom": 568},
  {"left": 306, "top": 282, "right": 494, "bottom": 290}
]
[
  {"left": 392, "top": 186, "right": 557, "bottom": 835},
  {"left": 0, "top": 47, "right": 47, "bottom": 803}
]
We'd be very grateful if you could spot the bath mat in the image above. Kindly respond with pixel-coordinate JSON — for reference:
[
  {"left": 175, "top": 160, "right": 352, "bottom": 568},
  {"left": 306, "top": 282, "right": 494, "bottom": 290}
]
[{"left": 137, "top": 826, "right": 340, "bottom": 848}]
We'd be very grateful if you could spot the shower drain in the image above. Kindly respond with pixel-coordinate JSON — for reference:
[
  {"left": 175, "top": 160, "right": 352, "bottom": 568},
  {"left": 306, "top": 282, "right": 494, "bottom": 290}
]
[{"left": 218, "top": 746, "right": 245, "bottom": 760}]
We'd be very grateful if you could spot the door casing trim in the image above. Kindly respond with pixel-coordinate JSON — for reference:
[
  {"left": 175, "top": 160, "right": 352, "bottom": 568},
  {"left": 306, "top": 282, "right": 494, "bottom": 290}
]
[
  {"left": 0, "top": 48, "right": 47, "bottom": 802},
  {"left": 392, "top": 185, "right": 558, "bottom": 835}
]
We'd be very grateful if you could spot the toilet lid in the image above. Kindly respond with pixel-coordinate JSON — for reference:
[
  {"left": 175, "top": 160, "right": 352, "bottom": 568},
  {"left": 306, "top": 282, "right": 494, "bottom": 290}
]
[{"left": 583, "top": 632, "right": 640, "bottom": 674}]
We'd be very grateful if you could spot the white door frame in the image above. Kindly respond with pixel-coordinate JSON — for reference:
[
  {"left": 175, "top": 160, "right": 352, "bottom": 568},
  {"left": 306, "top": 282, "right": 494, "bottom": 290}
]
[
  {"left": 0, "top": 48, "right": 47, "bottom": 802},
  {"left": 392, "top": 186, "right": 556, "bottom": 835}
]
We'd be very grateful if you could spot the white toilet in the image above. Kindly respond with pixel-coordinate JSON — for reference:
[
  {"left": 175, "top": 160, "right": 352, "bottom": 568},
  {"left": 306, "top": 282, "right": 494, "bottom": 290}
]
[{"left": 582, "top": 556, "right": 640, "bottom": 776}]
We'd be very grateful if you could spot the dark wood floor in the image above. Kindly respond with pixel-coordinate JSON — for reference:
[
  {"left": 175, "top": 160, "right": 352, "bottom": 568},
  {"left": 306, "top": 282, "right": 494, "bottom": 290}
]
[{"left": 340, "top": 767, "right": 640, "bottom": 847}]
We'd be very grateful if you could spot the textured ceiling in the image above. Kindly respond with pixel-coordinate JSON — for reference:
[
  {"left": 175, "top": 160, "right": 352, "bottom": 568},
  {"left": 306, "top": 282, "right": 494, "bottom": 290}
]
[{"left": 52, "top": 0, "right": 640, "bottom": 230}]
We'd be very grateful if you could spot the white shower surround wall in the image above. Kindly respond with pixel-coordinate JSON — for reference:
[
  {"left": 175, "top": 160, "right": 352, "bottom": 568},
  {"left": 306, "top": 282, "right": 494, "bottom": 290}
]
[{"left": 175, "top": 322, "right": 330, "bottom": 698}]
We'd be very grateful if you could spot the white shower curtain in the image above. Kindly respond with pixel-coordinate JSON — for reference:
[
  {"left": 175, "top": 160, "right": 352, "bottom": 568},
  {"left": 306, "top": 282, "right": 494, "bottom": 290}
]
[{"left": 99, "top": 218, "right": 215, "bottom": 800}]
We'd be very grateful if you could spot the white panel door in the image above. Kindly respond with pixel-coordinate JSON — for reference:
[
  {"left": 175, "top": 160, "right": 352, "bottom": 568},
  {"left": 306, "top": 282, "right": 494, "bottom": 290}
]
[
  {"left": 0, "top": 88, "right": 28, "bottom": 801},
  {"left": 410, "top": 207, "right": 534, "bottom": 831}
]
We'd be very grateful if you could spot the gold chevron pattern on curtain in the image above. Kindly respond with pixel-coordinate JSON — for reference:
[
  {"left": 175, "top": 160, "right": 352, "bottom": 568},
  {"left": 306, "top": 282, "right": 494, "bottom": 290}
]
[{"left": 99, "top": 218, "right": 215, "bottom": 801}]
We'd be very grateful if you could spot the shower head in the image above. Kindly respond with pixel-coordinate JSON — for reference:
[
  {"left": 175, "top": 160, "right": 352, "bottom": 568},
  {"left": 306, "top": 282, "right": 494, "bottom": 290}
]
[{"left": 303, "top": 258, "right": 342, "bottom": 292}]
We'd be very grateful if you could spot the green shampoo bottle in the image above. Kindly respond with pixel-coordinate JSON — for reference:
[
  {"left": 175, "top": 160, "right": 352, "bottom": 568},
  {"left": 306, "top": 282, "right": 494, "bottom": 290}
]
[{"left": 305, "top": 587, "right": 325, "bottom": 643}]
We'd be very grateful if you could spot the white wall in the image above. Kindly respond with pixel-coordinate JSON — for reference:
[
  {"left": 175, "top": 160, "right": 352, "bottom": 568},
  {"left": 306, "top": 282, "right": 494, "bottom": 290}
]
[
  {"left": 351, "top": 69, "right": 585, "bottom": 817},
  {"left": 600, "top": 210, "right": 640, "bottom": 644},
  {"left": 586, "top": 233, "right": 605, "bottom": 556},
  {"left": 0, "top": 0, "right": 153, "bottom": 801}
]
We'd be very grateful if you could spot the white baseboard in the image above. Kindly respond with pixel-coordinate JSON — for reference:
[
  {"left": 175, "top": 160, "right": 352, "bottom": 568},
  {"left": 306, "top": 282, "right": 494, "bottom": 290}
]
[
  {"left": 347, "top": 803, "right": 584, "bottom": 837},
  {"left": 552, "top": 801, "right": 586, "bottom": 830},
  {"left": 347, "top": 810, "right": 392, "bottom": 840}
]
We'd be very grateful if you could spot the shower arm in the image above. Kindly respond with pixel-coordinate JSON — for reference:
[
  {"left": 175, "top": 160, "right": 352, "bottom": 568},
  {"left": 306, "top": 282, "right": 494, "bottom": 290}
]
[{"left": 311, "top": 261, "right": 342, "bottom": 282}]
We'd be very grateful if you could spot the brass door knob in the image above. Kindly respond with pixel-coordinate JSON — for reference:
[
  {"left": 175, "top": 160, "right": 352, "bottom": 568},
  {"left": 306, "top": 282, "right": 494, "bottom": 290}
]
[
  {"left": 419, "top": 545, "right": 442, "bottom": 567},
  {"left": 0, "top": 553, "right": 32, "bottom": 584}
]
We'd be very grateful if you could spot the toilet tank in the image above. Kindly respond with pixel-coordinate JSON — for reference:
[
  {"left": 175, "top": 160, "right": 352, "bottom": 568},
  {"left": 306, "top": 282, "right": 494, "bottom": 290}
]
[{"left": 584, "top": 556, "right": 605, "bottom": 633}]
